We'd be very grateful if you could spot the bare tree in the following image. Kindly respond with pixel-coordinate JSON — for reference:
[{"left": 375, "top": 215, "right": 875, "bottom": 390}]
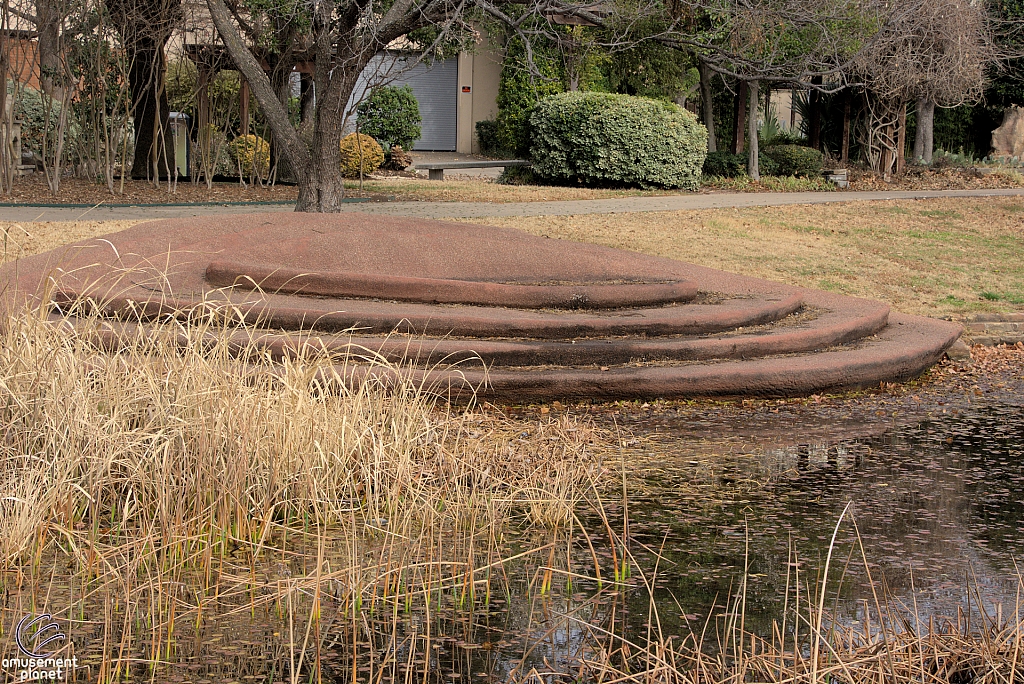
[
  {"left": 853, "top": 0, "right": 999, "bottom": 172},
  {"left": 107, "top": 0, "right": 181, "bottom": 181},
  {"left": 646, "top": 0, "right": 893, "bottom": 177},
  {"left": 207, "top": 0, "right": 623, "bottom": 210}
]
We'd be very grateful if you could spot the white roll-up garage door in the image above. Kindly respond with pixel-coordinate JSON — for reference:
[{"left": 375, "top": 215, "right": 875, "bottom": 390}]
[{"left": 346, "top": 54, "right": 458, "bottom": 152}]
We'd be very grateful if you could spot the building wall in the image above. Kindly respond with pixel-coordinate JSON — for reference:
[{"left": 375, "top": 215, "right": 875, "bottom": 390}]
[
  {"left": 456, "top": 29, "right": 503, "bottom": 154},
  {"left": 4, "top": 36, "right": 41, "bottom": 90},
  {"left": 770, "top": 89, "right": 803, "bottom": 132}
]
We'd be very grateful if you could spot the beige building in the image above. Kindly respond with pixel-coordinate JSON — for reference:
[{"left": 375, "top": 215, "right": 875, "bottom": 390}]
[{"left": 344, "top": 31, "right": 503, "bottom": 153}]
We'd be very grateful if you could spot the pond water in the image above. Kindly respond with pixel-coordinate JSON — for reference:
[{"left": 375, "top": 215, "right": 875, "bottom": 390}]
[
  {"left": 601, "top": 386, "right": 1024, "bottom": 640},
  {"left": 346, "top": 355, "right": 1024, "bottom": 682}
]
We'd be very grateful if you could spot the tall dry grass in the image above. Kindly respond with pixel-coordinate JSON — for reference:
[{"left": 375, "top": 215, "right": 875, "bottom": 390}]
[
  {"left": 0, "top": 301, "right": 603, "bottom": 679},
  {"left": 0, "top": 302, "right": 600, "bottom": 567}
]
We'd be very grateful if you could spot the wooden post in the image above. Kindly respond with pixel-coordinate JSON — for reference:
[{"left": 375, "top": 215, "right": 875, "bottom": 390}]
[
  {"left": 808, "top": 76, "right": 823, "bottom": 151},
  {"left": 841, "top": 93, "right": 851, "bottom": 165},
  {"left": 197, "top": 67, "right": 211, "bottom": 133},
  {"left": 881, "top": 123, "right": 893, "bottom": 182}
]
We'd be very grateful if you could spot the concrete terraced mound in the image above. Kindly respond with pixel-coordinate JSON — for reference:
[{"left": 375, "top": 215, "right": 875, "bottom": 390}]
[{"left": 0, "top": 213, "right": 962, "bottom": 401}]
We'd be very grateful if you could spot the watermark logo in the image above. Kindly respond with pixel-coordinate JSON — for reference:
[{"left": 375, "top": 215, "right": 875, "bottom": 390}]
[
  {"left": 3, "top": 613, "right": 78, "bottom": 681},
  {"left": 15, "top": 614, "right": 66, "bottom": 658}
]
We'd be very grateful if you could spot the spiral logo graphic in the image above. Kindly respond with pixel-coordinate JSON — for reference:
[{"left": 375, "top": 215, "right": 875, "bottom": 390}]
[{"left": 15, "top": 613, "right": 66, "bottom": 658}]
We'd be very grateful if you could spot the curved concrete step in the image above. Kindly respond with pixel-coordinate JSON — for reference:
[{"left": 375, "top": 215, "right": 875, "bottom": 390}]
[
  {"left": 205, "top": 260, "right": 699, "bottom": 309},
  {"left": 2, "top": 213, "right": 961, "bottom": 402},
  {"left": 63, "top": 300, "right": 889, "bottom": 368},
  {"left": 50, "top": 289, "right": 805, "bottom": 339},
  {"left": 319, "top": 313, "right": 961, "bottom": 402}
]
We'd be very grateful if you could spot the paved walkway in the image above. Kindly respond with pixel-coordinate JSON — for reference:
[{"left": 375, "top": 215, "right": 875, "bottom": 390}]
[{"left": 1, "top": 187, "right": 1023, "bottom": 222}]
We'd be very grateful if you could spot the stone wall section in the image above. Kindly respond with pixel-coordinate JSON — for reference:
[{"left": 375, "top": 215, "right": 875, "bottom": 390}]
[{"left": 959, "top": 313, "right": 1024, "bottom": 346}]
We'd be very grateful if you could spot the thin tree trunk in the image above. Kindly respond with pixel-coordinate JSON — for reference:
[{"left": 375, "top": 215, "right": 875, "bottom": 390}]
[
  {"left": 698, "top": 60, "right": 716, "bottom": 153},
  {"left": 808, "top": 76, "right": 823, "bottom": 151},
  {"left": 733, "top": 80, "right": 747, "bottom": 155},
  {"left": 747, "top": 80, "right": 759, "bottom": 180},
  {"left": 896, "top": 102, "right": 907, "bottom": 175},
  {"left": 914, "top": 97, "right": 935, "bottom": 163},
  {"left": 841, "top": 93, "right": 851, "bottom": 165}
]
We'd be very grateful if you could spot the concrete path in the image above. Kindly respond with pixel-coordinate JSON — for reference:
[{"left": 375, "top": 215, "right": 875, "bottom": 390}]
[{"left": 2, "top": 187, "right": 1023, "bottom": 222}]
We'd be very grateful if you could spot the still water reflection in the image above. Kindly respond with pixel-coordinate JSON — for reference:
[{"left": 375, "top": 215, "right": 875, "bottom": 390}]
[{"left": 603, "top": 391, "right": 1024, "bottom": 638}]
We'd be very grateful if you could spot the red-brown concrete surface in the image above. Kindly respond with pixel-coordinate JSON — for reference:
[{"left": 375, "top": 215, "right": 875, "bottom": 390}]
[{"left": 0, "top": 213, "right": 962, "bottom": 401}]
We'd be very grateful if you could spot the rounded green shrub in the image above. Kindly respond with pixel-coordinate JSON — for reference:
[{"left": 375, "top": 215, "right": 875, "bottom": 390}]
[
  {"left": 761, "top": 144, "right": 824, "bottom": 177},
  {"left": 356, "top": 85, "right": 422, "bottom": 153},
  {"left": 529, "top": 92, "right": 708, "bottom": 189},
  {"left": 703, "top": 151, "right": 746, "bottom": 178}
]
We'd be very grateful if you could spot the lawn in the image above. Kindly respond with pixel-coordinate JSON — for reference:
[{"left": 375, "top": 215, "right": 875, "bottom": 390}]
[{"left": 479, "top": 196, "right": 1024, "bottom": 318}]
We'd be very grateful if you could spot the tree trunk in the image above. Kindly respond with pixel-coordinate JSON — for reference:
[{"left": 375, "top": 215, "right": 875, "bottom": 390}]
[
  {"left": 698, "top": 60, "right": 716, "bottom": 153},
  {"left": 295, "top": 60, "right": 356, "bottom": 212},
  {"left": 35, "top": 0, "right": 62, "bottom": 98},
  {"left": 128, "top": 37, "right": 172, "bottom": 180},
  {"left": 207, "top": 0, "right": 314, "bottom": 191},
  {"left": 914, "top": 97, "right": 935, "bottom": 163},
  {"left": 747, "top": 80, "right": 759, "bottom": 181},
  {"left": 733, "top": 80, "right": 747, "bottom": 155},
  {"left": 300, "top": 73, "right": 315, "bottom": 127},
  {"left": 841, "top": 92, "right": 851, "bottom": 164},
  {"left": 270, "top": 60, "right": 297, "bottom": 183},
  {"left": 808, "top": 76, "right": 823, "bottom": 151},
  {"left": 896, "top": 102, "right": 907, "bottom": 175}
]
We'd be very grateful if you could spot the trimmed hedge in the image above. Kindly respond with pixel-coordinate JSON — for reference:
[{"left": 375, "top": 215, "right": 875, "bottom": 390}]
[
  {"left": 761, "top": 144, "right": 824, "bottom": 177},
  {"left": 530, "top": 92, "right": 708, "bottom": 189}
]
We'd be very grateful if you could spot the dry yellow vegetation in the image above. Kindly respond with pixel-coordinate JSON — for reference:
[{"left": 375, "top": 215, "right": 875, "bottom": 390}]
[{"left": 483, "top": 197, "right": 1024, "bottom": 317}]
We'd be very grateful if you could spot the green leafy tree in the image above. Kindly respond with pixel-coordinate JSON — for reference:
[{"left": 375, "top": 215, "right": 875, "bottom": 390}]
[{"left": 495, "top": 36, "right": 563, "bottom": 158}]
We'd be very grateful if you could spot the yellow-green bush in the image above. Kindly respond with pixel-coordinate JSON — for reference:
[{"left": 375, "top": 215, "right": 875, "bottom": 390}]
[
  {"left": 340, "top": 132, "right": 384, "bottom": 177},
  {"left": 228, "top": 134, "right": 270, "bottom": 178}
]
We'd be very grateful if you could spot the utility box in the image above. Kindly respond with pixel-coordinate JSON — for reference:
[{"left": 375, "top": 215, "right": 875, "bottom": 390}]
[{"left": 168, "top": 112, "right": 191, "bottom": 178}]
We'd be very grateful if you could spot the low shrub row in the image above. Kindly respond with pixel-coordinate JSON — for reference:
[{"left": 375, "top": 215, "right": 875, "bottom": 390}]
[
  {"left": 702, "top": 144, "right": 824, "bottom": 179},
  {"left": 225, "top": 132, "right": 388, "bottom": 179}
]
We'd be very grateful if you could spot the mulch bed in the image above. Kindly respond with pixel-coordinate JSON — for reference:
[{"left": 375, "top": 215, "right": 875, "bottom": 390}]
[
  {"left": 0, "top": 175, "right": 301, "bottom": 205},
  {"left": 846, "top": 165, "right": 1024, "bottom": 191}
]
